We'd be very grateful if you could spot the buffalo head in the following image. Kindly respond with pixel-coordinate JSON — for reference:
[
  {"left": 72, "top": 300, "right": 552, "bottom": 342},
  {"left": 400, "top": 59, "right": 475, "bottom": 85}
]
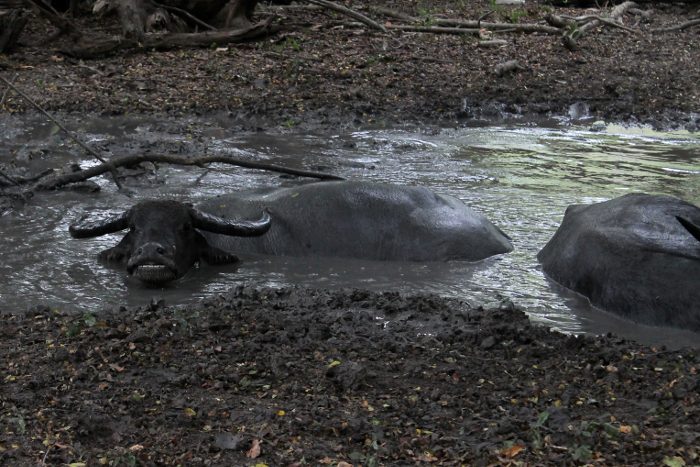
[{"left": 70, "top": 200, "right": 271, "bottom": 284}]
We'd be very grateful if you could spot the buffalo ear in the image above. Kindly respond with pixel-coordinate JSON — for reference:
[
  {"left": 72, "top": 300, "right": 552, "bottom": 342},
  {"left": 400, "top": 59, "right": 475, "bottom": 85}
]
[
  {"left": 195, "top": 232, "right": 239, "bottom": 265},
  {"left": 98, "top": 233, "right": 132, "bottom": 263},
  {"left": 676, "top": 216, "right": 700, "bottom": 242}
]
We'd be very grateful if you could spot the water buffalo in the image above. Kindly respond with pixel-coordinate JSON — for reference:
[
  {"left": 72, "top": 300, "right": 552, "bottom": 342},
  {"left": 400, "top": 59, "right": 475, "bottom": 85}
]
[
  {"left": 538, "top": 193, "right": 700, "bottom": 331},
  {"left": 70, "top": 181, "right": 514, "bottom": 284}
]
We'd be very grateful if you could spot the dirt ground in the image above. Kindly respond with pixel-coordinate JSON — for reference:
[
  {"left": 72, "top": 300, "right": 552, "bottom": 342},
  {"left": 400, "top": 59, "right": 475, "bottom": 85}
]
[
  {"left": 1, "top": 1, "right": 699, "bottom": 466},
  {"left": 1, "top": 0, "right": 699, "bottom": 130},
  {"left": 1, "top": 287, "right": 698, "bottom": 466}
]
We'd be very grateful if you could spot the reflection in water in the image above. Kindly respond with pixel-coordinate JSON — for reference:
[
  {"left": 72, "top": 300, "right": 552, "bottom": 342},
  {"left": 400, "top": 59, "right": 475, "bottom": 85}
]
[{"left": 1, "top": 115, "right": 699, "bottom": 348}]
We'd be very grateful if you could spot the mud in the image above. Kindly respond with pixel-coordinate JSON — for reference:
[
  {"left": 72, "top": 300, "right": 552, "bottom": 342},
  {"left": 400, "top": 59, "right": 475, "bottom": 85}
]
[
  {"left": 1, "top": 1, "right": 699, "bottom": 465},
  {"left": 1, "top": 286, "right": 698, "bottom": 465}
]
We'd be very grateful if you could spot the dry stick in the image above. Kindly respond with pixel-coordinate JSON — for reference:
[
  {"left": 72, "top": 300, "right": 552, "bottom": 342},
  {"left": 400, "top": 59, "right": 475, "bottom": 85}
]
[
  {"left": 32, "top": 153, "right": 345, "bottom": 191},
  {"left": 369, "top": 7, "right": 559, "bottom": 35},
  {"left": 651, "top": 18, "right": 700, "bottom": 32},
  {"left": 0, "top": 75, "right": 124, "bottom": 190},
  {"left": 578, "top": 0, "right": 637, "bottom": 36},
  {"left": 0, "top": 169, "right": 20, "bottom": 187},
  {"left": 564, "top": 1, "right": 637, "bottom": 50},
  {"left": 435, "top": 18, "right": 561, "bottom": 35},
  {"left": 560, "top": 14, "right": 638, "bottom": 34},
  {"left": 153, "top": 1, "right": 217, "bottom": 31},
  {"left": 306, "top": 0, "right": 387, "bottom": 33},
  {"left": 0, "top": 72, "right": 17, "bottom": 107},
  {"left": 386, "top": 24, "right": 479, "bottom": 35}
]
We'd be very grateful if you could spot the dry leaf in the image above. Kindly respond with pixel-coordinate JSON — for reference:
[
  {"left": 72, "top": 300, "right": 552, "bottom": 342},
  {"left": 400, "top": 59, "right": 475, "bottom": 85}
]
[
  {"left": 109, "top": 363, "right": 125, "bottom": 373},
  {"left": 246, "top": 439, "right": 262, "bottom": 459},
  {"left": 500, "top": 444, "right": 525, "bottom": 458}
]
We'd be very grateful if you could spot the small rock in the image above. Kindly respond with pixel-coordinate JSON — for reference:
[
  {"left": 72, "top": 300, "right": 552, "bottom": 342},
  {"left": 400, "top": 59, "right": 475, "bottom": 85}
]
[
  {"left": 480, "top": 336, "right": 497, "bottom": 349},
  {"left": 213, "top": 432, "right": 242, "bottom": 451},
  {"left": 589, "top": 121, "right": 607, "bottom": 132}
]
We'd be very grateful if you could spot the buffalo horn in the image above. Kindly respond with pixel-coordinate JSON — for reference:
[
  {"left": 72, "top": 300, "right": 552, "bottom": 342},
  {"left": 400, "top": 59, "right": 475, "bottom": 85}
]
[
  {"left": 190, "top": 208, "right": 271, "bottom": 237},
  {"left": 677, "top": 216, "right": 700, "bottom": 242},
  {"left": 69, "top": 210, "right": 130, "bottom": 238}
]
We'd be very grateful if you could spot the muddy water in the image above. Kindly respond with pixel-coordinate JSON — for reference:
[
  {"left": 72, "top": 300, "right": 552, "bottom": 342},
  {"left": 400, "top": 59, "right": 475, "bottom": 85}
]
[{"left": 1, "top": 114, "right": 699, "bottom": 348}]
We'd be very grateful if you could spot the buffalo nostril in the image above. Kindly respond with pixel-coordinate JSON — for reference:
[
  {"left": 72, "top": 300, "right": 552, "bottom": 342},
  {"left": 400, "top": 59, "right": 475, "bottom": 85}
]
[
  {"left": 157, "top": 246, "right": 165, "bottom": 254},
  {"left": 137, "top": 248, "right": 143, "bottom": 255}
]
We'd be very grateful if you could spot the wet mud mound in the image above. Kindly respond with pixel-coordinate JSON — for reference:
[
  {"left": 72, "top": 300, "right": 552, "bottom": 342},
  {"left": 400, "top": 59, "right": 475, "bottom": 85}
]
[{"left": 1, "top": 286, "right": 697, "bottom": 465}]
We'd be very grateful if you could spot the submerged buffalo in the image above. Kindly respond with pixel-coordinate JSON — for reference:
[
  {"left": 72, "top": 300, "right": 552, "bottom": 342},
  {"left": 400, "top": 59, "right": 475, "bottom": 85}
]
[
  {"left": 538, "top": 193, "right": 700, "bottom": 331},
  {"left": 70, "top": 181, "right": 513, "bottom": 283}
]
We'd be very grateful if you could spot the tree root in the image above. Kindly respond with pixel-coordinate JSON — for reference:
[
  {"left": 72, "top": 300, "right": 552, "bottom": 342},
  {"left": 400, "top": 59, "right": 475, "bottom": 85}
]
[
  {"left": 651, "top": 18, "right": 700, "bottom": 33},
  {"left": 61, "top": 17, "right": 277, "bottom": 59},
  {"left": 0, "top": 8, "right": 28, "bottom": 53}
]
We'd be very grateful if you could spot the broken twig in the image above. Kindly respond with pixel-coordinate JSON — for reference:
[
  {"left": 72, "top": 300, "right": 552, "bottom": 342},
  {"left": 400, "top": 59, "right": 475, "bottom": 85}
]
[
  {"left": 307, "top": 0, "right": 387, "bottom": 33},
  {"left": 386, "top": 24, "right": 479, "bottom": 35}
]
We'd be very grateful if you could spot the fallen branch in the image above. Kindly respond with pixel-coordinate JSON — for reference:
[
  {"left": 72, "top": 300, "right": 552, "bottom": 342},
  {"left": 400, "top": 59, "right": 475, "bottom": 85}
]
[
  {"left": 369, "top": 7, "right": 559, "bottom": 35},
  {"left": 478, "top": 39, "right": 508, "bottom": 47},
  {"left": 0, "top": 169, "right": 20, "bottom": 187},
  {"left": 560, "top": 13, "right": 639, "bottom": 34},
  {"left": 386, "top": 24, "right": 479, "bottom": 35},
  {"left": 32, "top": 153, "right": 345, "bottom": 192},
  {"left": 0, "top": 72, "right": 17, "bottom": 106},
  {"left": 306, "top": 0, "right": 387, "bottom": 33},
  {"left": 62, "top": 18, "right": 277, "bottom": 59},
  {"left": 651, "top": 18, "right": 700, "bottom": 33},
  {"left": 0, "top": 75, "right": 124, "bottom": 190},
  {"left": 0, "top": 168, "right": 53, "bottom": 188},
  {"left": 578, "top": 1, "right": 637, "bottom": 35},
  {"left": 434, "top": 18, "right": 561, "bottom": 35},
  {"left": 564, "top": 1, "right": 637, "bottom": 50}
]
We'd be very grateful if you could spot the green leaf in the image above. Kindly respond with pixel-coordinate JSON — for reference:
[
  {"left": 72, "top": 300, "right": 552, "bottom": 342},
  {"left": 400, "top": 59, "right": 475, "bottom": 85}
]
[
  {"left": 662, "top": 456, "right": 686, "bottom": 467},
  {"left": 83, "top": 313, "right": 97, "bottom": 327},
  {"left": 571, "top": 445, "right": 592, "bottom": 462},
  {"left": 533, "top": 410, "right": 549, "bottom": 428}
]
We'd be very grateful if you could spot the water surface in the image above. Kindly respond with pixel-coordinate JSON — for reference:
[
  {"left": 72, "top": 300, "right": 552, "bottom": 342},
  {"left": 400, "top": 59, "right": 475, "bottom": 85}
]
[{"left": 1, "top": 115, "right": 698, "bottom": 348}]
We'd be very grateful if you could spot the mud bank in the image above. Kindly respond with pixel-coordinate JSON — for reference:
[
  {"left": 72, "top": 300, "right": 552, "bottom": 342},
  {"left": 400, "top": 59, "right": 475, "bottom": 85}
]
[{"left": 1, "top": 286, "right": 698, "bottom": 465}]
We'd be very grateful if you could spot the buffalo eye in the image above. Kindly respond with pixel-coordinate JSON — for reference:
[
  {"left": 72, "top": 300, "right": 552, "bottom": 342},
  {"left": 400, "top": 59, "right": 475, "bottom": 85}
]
[{"left": 180, "top": 222, "right": 193, "bottom": 233}]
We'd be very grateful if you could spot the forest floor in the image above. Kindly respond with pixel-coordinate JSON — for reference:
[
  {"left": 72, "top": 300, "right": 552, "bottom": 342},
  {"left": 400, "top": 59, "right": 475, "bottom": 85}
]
[
  {"left": 1, "top": 0, "right": 699, "bottom": 130},
  {"left": 1, "top": 1, "right": 699, "bottom": 466}
]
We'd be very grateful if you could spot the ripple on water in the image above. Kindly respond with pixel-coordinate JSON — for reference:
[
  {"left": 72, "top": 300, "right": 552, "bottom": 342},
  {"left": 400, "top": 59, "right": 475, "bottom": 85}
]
[{"left": 1, "top": 116, "right": 699, "bottom": 348}]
